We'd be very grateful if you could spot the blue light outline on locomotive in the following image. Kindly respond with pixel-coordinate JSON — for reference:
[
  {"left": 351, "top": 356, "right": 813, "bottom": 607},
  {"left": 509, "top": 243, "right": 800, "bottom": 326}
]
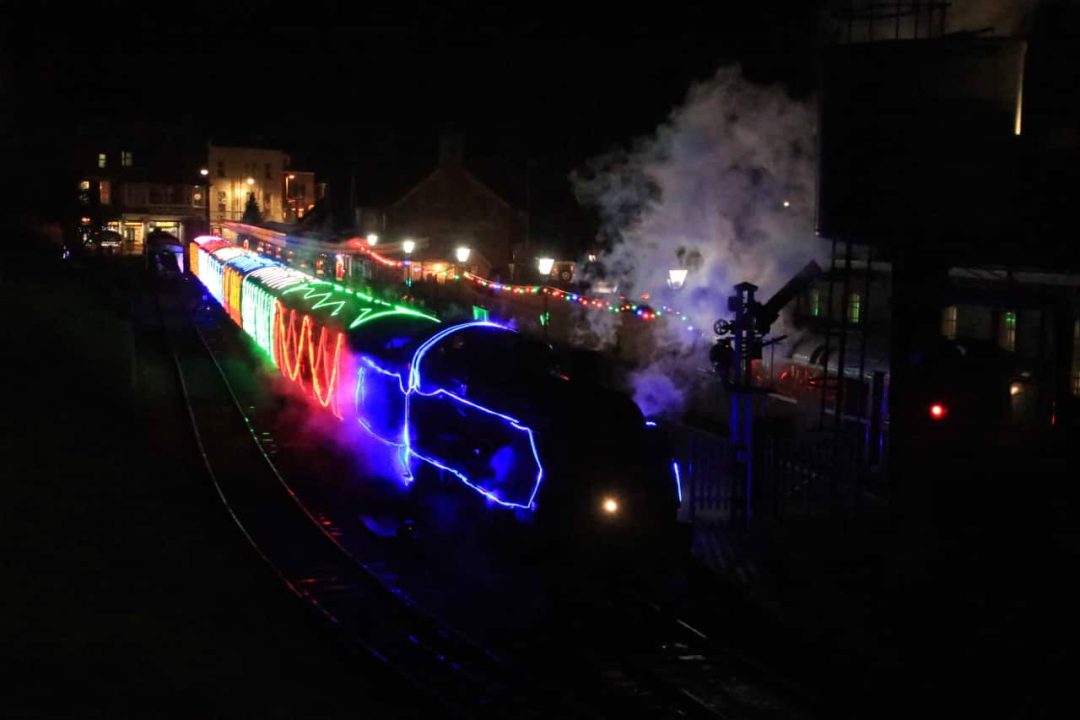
[
  {"left": 353, "top": 356, "right": 408, "bottom": 450},
  {"left": 405, "top": 392, "right": 543, "bottom": 510},
  {"left": 349, "top": 348, "right": 545, "bottom": 507},
  {"left": 672, "top": 461, "right": 683, "bottom": 504},
  {"left": 404, "top": 321, "right": 544, "bottom": 510}
]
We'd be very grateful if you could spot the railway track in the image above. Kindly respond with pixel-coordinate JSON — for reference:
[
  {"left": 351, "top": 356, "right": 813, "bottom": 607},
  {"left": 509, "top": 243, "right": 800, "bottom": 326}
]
[
  {"left": 154, "top": 282, "right": 582, "bottom": 719},
  {"left": 158, "top": 273, "right": 816, "bottom": 719}
]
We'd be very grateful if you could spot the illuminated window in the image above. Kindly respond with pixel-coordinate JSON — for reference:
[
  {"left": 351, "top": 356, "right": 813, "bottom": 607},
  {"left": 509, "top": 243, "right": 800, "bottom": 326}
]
[
  {"left": 1072, "top": 320, "right": 1080, "bottom": 397},
  {"left": 99, "top": 180, "right": 111, "bottom": 205},
  {"left": 217, "top": 160, "right": 225, "bottom": 178},
  {"left": 848, "top": 292, "right": 862, "bottom": 324},
  {"left": 999, "top": 310, "right": 1017, "bottom": 352},
  {"left": 810, "top": 288, "right": 821, "bottom": 317},
  {"left": 942, "top": 305, "right": 958, "bottom": 339},
  {"left": 97, "top": 152, "right": 107, "bottom": 168},
  {"left": 121, "top": 151, "right": 133, "bottom": 167}
]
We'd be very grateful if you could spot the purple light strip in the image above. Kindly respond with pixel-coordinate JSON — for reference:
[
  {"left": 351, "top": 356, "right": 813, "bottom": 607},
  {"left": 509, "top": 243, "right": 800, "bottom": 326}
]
[
  {"left": 672, "top": 460, "right": 683, "bottom": 505},
  {"left": 348, "top": 321, "right": 545, "bottom": 510}
]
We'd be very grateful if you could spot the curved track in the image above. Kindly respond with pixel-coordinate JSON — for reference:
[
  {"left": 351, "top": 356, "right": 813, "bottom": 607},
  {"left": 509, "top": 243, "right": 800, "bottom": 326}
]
[{"left": 155, "top": 282, "right": 578, "bottom": 718}]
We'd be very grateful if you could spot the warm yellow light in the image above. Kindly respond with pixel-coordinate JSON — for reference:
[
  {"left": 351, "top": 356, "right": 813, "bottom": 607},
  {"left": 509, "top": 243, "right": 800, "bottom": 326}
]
[
  {"left": 246, "top": 177, "right": 255, "bottom": 185},
  {"left": 200, "top": 168, "right": 209, "bottom": 176},
  {"left": 783, "top": 200, "right": 791, "bottom": 208},
  {"left": 402, "top": 239, "right": 416, "bottom": 254},
  {"left": 455, "top": 246, "right": 471, "bottom": 263},
  {"left": 602, "top": 497, "right": 618, "bottom": 514},
  {"left": 366, "top": 233, "right": 379, "bottom": 246},
  {"left": 288, "top": 174, "right": 296, "bottom": 180},
  {"left": 1010, "top": 382, "right": 1023, "bottom": 396}
]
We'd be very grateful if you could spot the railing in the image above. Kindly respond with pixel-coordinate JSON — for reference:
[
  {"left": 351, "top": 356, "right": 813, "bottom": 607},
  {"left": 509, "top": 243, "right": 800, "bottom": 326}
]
[
  {"left": 670, "top": 423, "right": 889, "bottom": 528},
  {"left": 672, "top": 424, "right": 738, "bottom": 524}
]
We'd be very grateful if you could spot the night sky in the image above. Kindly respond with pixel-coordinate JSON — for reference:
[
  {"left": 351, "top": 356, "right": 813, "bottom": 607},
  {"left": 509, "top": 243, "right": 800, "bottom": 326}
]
[{"left": 1, "top": 0, "right": 819, "bottom": 230}]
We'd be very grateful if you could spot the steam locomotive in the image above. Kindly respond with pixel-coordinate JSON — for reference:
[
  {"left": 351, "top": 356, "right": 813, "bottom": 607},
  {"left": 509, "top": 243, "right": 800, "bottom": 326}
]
[{"left": 187, "top": 235, "right": 681, "bottom": 540}]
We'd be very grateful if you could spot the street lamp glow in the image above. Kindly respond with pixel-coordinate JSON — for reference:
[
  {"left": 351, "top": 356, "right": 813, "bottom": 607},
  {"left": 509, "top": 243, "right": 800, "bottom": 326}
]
[
  {"left": 537, "top": 257, "right": 555, "bottom": 276},
  {"left": 455, "top": 246, "right": 471, "bottom": 263},
  {"left": 288, "top": 174, "right": 296, "bottom": 180},
  {"left": 402, "top": 239, "right": 416, "bottom": 255},
  {"left": 245, "top": 177, "right": 255, "bottom": 185},
  {"left": 782, "top": 199, "right": 791, "bottom": 208},
  {"left": 366, "top": 233, "right": 379, "bottom": 246},
  {"left": 199, "top": 168, "right": 209, "bottom": 176},
  {"left": 668, "top": 268, "right": 688, "bottom": 289}
]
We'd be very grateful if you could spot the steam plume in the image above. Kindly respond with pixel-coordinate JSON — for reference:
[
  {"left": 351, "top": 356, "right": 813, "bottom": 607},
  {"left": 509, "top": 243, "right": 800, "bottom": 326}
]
[{"left": 572, "top": 66, "right": 823, "bottom": 416}]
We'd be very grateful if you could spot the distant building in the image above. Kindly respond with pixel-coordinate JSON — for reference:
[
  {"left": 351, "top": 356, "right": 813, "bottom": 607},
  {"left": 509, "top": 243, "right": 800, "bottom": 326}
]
[
  {"left": 207, "top": 145, "right": 289, "bottom": 225},
  {"left": 206, "top": 145, "right": 320, "bottom": 228},
  {"left": 283, "top": 170, "right": 319, "bottom": 222},
  {"left": 388, "top": 133, "right": 527, "bottom": 280},
  {"left": 73, "top": 129, "right": 207, "bottom": 254}
]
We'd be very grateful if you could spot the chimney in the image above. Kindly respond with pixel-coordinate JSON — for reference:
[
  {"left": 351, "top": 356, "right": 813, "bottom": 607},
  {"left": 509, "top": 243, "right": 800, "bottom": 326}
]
[{"left": 438, "top": 129, "right": 464, "bottom": 168}]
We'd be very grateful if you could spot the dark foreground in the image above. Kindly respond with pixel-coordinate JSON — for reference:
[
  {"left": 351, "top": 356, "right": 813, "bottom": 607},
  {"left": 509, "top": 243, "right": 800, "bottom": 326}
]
[{"left": 0, "top": 242, "right": 428, "bottom": 716}]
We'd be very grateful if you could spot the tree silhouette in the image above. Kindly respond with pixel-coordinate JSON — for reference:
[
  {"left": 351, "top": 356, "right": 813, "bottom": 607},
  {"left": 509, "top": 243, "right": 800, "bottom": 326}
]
[{"left": 242, "top": 192, "right": 262, "bottom": 224}]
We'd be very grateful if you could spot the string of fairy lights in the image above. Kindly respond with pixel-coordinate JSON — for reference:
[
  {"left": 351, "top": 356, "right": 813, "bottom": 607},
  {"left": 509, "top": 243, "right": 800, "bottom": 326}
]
[
  {"left": 222, "top": 222, "right": 700, "bottom": 334},
  {"left": 457, "top": 272, "right": 699, "bottom": 333}
]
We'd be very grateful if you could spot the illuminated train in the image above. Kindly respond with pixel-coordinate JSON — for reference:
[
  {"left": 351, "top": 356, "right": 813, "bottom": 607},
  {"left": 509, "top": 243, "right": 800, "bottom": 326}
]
[{"left": 188, "top": 235, "right": 681, "bottom": 537}]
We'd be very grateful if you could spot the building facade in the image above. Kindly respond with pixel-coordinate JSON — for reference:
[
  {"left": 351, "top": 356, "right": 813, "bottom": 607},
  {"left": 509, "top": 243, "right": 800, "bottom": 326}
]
[
  {"left": 207, "top": 146, "right": 286, "bottom": 225},
  {"left": 74, "top": 140, "right": 207, "bottom": 255}
]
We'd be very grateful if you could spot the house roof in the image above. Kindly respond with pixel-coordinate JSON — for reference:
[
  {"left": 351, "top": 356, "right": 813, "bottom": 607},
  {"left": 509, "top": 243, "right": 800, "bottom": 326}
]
[{"left": 393, "top": 163, "right": 519, "bottom": 212}]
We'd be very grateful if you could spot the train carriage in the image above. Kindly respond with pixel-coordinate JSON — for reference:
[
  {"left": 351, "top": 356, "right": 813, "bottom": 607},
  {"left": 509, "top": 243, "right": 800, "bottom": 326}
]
[{"left": 187, "top": 235, "right": 681, "bottom": 540}]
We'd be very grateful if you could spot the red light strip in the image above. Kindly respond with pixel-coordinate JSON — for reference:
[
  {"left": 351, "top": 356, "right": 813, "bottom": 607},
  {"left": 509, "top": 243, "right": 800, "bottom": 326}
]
[
  {"left": 276, "top": 304, "right": 310, "bottom": 383},
  {"left": 309, "top": 327, "right": 345, "bottom": 419},
  {"left": 273, "top": 301, "right": 344, "bottom": 418},
  {"left": 347, "top": 238, "right": 403, "bottom": 268}
]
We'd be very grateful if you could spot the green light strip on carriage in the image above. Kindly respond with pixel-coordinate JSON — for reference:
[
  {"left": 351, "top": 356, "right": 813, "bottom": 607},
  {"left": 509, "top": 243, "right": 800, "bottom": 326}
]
[
  {"left": 281, "top": 283, "right": 348, "bottom": 317},
  {"left": 348, "top": 307, "right": 441, "bottom": 330}
]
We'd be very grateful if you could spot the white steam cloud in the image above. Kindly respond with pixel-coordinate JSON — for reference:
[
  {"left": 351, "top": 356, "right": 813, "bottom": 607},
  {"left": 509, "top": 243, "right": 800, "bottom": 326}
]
[{"left": 572, "top": 66, "right": 823, "bottom": 417}]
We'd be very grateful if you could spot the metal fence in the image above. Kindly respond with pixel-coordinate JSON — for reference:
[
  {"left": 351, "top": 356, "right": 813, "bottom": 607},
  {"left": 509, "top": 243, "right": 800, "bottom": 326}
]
[{"left": 672, "top": 423, "right": 887, "bottom": 527}]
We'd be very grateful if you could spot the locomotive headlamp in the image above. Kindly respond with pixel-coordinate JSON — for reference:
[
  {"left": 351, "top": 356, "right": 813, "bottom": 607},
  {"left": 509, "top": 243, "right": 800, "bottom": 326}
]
[{"left": 602, "top": 497, "right": 619, "bottom": 515}]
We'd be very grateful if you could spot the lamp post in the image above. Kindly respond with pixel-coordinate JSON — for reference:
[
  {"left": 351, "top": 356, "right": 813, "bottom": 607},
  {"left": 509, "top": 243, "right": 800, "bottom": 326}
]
[
  {"left": 285, "top": 174, "right": 295, "bottom": 222},
  {"left": 199, "top": 168, "right": 211, "bottom": 236},
  {"left": 537, "top": 257, "right": 554, "bottom": 339},
  {"left": 402, "top": 238, "right": 415, "bottom": 286},
  {"left": 667, "top": 268, "right": 688, "bottom": 289},
  {"left": 366, "top": 233, "right": 379, "bottom": 247}
]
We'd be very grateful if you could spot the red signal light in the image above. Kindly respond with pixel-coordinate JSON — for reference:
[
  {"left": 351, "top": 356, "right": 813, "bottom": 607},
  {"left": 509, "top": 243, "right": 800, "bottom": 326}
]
[{"left": 929, "top": 403, "right": 948, "bottom": 420}]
